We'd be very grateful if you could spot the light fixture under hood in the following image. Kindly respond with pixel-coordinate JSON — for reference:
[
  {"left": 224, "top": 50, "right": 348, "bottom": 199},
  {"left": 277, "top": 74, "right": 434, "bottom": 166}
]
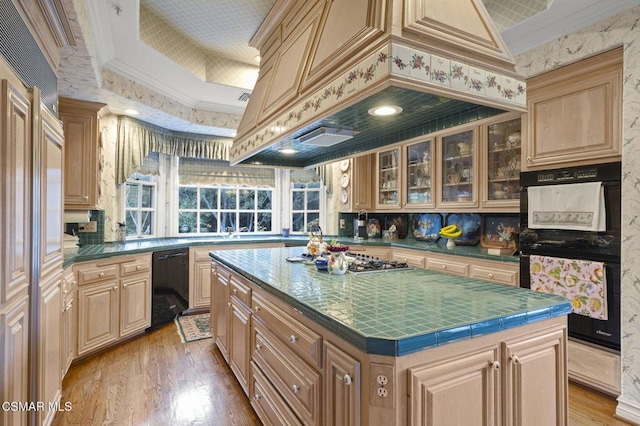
[{"left": 297, "top": 127, "right": 358, "bottom": 147}]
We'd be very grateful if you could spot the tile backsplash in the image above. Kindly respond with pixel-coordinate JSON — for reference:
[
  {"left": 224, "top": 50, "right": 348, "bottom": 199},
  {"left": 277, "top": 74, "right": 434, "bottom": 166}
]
[{"left": 66, "top": 210, "right": 105, "bottom": 246}]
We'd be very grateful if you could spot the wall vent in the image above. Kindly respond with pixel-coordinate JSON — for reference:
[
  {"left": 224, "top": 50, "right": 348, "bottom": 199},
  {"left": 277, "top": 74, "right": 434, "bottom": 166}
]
[
  {"left": 297, "top": 127, "right": 357, "bottom": 147},
  {"left": 0, "top": 0, "right": 58, "bottom": 115},
  {"left": 238, "top": 92, "right": 251, "bottom": 102}
]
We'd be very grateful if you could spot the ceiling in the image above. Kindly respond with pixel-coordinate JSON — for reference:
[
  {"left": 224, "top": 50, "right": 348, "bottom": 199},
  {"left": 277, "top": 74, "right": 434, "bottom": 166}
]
[{"left": 57, "top": 0, "right": 640, "bottom": 140}]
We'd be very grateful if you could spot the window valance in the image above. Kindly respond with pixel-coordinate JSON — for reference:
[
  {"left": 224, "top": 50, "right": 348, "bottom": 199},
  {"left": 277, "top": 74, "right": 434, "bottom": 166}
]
[
  {"left": 116, "top": 116, "right": 232, "bottom": 184},
  {"left": 178, "top": 157, "right": 275, "bottom": 187}
]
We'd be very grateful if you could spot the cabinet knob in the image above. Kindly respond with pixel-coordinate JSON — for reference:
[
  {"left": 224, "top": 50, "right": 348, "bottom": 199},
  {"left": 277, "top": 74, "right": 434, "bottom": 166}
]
[
  {"left": 291, "top": 385, "right": 300, "bottom": 394},
  {"left": 526, "top": 156, "right": 532, "bottom": 162},
  {"left": 254, "top": 306, "right": 259, "bottom": 312},
  {"left": 227, "top": 302, "right": 231, "bottom": 307},
  {"left": 488, "top": 273, "right": 493, "bottom": 278},
  {"left": 136, "top": 265, "right": 141, "bottom": 270},
  {"left": 63, "top": 290, "right": 68, "bottom": 295},
  {"left": 83, "top": 195, "right": 89, "bottom": 200},
  {"left": 441, "top": 264, "right": 446, "bottom": 270},
  {"left": 344, "top": 374, "right": 353, "bottom": 385},
  {"left": 112, "top": 286, "right": 117, "bottom": 291},
  {"left": 290, "top": 335, "right": 297, "bottom": 343},
  {"left": 233, "top": 288, "right": 237, "bottom": 294},
  {"left": 491, "top": 361, "right": 500, "bottom": 370},
  {"left": 255, "top": 344, "right": 261, "bottom": 351},
  {"left": 254, "top": 394, "right": 261, "bottom": 401},
  {"left": 99, "top": 272, "right": 105, "bottom": 277},
  {"left": 511, "top": 355, "right": 520, "bottom": 364}
]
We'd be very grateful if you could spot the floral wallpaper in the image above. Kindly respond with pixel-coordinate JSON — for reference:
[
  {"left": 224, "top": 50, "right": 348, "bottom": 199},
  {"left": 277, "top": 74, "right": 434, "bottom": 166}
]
[
  {"left": 515, "top": 5, "right": 640, "bottom": 420},
  {"left": 98, "top": 114, "right": 119, "bottom": 242}
]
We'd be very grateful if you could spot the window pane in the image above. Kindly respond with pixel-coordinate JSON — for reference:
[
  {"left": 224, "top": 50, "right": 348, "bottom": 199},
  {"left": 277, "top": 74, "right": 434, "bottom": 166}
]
[
  {"left": 125, "top": 211, "right": 138, "bottom": 235},
  {"left": 239, "top": 212, "right": 254, "bottom": 232},
  {"left": 292, "top": 212, "right": 305, "bottom": 232},
  {"left": 257, "top": 212, "right": 272, "bottom": 232},
  {"left": 178, "top": 212, "right": 197, "bottom": 233},
  {"left": 200, "top": 212, "right": 218, "bottom": 233},
  {"left": 219, "top": 212, "right": 236, "bottom": 232},
  {"left": 220, "top": 189, "right": 237, "bottom": 209},
  {"left": 141, "top": 185, "right": 154, "bottom": 208},
  {"left": 239, "top": 189, "right": 255, "bottom": 210},
  {"left": 292, "top": 191, "right": 304, "bottom": 210},
  {"left": 306, "top": 213, "right": 320, "bottom": 232},
  {"left": 141, "top": 211, "right": 153, "bottom": 235},
  {"left": 258, "top": 190, "right": 272, "bottom": 210},
  {"left": 126, "top": 184, "right": 139, "bottom": 208},
  {"left": 200, "top": 187, "right": 218, "bottom": 210},
  {"left": 307, "top": 181, "right": 321, "bottom": 188},
  {"left": 179, "top": 187, "right": 197, "bottom": 209},
  {"left": 307, "top": 190, "right": 319, "bottom": 210}
]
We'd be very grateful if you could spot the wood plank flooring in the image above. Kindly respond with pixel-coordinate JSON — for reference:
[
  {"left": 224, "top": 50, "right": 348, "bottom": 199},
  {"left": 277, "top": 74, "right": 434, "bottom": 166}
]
[{"left": 52, "top": 322, "right": 633, "bottom": 425}]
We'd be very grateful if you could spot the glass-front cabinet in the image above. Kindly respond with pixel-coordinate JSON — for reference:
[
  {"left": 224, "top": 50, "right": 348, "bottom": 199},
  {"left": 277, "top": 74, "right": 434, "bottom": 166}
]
[
  {"left": 483, "top": 115, "right": 521, "bottom": 209},
  {"left": 439, "top": 129, "right": 478, "bottom": 207},
  {"left": 376, "top": 147, "right": 401, "bottom": 209},
  {"left": 404, "top": 140, "right": 435, "bottom": 208}
]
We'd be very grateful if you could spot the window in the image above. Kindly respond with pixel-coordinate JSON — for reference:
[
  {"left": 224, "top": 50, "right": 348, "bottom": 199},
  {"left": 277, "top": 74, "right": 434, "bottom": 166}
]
[
  {"left": 124, "top": 173, "right": 156, "bottom": 237},
  {"left": 291, "top": 180, "right": 321, "bottom": 233},
  {"left": 178, "top": 185, "right": 273, "bottom": 234}
]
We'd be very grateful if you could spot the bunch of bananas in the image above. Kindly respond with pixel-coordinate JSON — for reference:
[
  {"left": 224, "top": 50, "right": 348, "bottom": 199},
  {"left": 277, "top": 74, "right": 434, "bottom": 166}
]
[{"left": 439, "top": 224, "right": 462, "bottom": 238}]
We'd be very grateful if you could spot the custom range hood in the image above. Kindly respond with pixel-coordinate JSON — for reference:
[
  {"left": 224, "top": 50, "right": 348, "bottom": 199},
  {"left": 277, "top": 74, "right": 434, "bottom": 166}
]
[{"left": 231, "top": 0, "right": 527, "bottom": 168}]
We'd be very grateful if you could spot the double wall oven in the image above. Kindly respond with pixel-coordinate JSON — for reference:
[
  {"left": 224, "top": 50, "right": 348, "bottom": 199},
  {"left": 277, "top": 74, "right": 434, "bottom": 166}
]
[{"left": 519, "top": 162, "right": 621, "bottom": 351}]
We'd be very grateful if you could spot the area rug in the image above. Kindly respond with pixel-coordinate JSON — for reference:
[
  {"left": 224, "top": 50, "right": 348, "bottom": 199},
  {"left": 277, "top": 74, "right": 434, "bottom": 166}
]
[{"left": 175, "top": 313, "right": 212, "bottom": 343}]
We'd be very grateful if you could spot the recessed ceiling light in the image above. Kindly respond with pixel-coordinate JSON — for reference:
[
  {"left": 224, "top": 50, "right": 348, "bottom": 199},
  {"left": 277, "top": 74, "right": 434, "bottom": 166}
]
[
  {"left": 125, "top": 109, "right": 139, "bottom": 115},
  {"left": 279, "top": 148, "right": 297, "bottom": 154},
  {"left": 368, "top": 105, "right": 403, "bottom": 116}
]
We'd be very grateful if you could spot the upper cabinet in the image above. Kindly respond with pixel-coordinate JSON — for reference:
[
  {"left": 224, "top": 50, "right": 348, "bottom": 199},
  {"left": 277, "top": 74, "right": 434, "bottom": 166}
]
[
  {"left": 524, "top": 47, "right": 622, "bottom": 170},
  {"left": 438, "top": 129, "right": 478, "bottom": 208},
  {"left": 376, "top": 147, "right": 401, "bottom": 210},
  {"left": 404, "top": 140, "right": 435, "bottom": 209},
  {"left": 339, "top": 154, "right": 374, "bottom": 212},
  {"left": 58, "top": 97, "right": 106, "bottom": 210}
]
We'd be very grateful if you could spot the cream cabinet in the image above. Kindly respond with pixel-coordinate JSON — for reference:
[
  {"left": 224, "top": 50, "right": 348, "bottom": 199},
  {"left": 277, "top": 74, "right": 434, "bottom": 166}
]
[
  {"left": 403, "top": 139, "right": 435, "bottom": 209},
  {"left": 438, "top": 128, "right": 479, "bottom": 208},
  {"left": 524, "top": 47, "right": 622, "bottom": 170},
  {"left": 61, "top": 267, "right": 76, "bottom": 378},
  {"left": 212, "top": 262, "right": 230, "bottom": 362},
  {"left": 228, "top": 274, "right": 253, "bottom": 395},
  {"left": 189, "top": 246, "right": 214, "bottom": 310},
  {"left": 58, "top": 97, "right": 106, "bottom": 210},
  {"left": 324, "top": 342, "right": 361, "bottom": 426},
  {"left": 376, "top": 147, "right": 402, "bottom": 210},
  {"left": 408, "top": 326, "right": 567, "bottom": 426},
  {"left": 75, "top": 254, "right": 151, "bottom": 357},
  {"left": 340, "top": 154, "right": 375, "bottom": 212},
  {"left": 425, "top": 251, "right": 519, "bottom": 286}
]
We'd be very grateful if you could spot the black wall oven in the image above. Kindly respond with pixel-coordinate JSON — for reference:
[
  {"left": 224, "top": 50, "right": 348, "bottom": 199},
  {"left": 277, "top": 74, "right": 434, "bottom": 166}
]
[{"left": 520, "top": 162, "right": 621, "bottom": 351}]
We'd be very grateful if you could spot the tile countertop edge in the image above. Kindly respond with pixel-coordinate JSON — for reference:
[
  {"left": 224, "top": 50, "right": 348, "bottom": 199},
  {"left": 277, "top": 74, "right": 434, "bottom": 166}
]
[
  {"left": 209, "top": 248, "right": 571, "bottom": 357},
  {"left": 63, "top": 235, "right": 518, "bottom": 269}
]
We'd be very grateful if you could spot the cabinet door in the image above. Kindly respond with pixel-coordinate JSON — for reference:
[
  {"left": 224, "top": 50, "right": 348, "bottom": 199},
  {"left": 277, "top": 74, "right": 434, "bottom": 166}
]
[
  {"left": 408, "top": 346, "right": 501, "bottom": 426},
  {"left": 502, "top": 328, "right": 567, "bottom": 426},
  {"left": 192, "top": 261, "right": 212, "bottom": 309},
  {"left": 214, "top": 268, "right": 230, "bottom": 360},
  {"left": 483, "top": 116, "right": 521, "bottom": 209},
  {"left": 38, "top": 274, "right": 62, "bottom": 426},
  {"left": 229, "top": 296, "right": 251, "bottom": 396},
  {"left": 120, "top": 273, "right": 151, "bottom": 337},
  {"left": 404, "top": 139, "right": 434, "bottom": 208},
  {"left": 439, "top": 129, "right": 478, "bottom": 208},
  {"left": 1, "top": 80, "right": 31, "bottom": 304},
  {"left": 77, "top": 280, "right": 119, "bottom": 355},
  {"left": 351, "top": 154, "right": 374, "bottom": 211},
  {"left": 61, "top": 293, "right": 75, "bottom": 378},
  {"left": 376, "top": 147, "right": 402, "bottom": 209},
  {"left": 324, "top": 341, "right": 360, "bottom": 426},
  {"left": 1, "top": 298, "right": 30, "bottom": 426}
]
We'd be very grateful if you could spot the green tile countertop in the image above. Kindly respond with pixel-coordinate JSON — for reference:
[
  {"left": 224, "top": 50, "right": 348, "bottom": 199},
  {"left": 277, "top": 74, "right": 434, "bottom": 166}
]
[
  {"left": 210, "top": 247, "right": 570, "bottom": 357},
  {"left": 63, "top": 234, "right": 518, "bottom": 268}
]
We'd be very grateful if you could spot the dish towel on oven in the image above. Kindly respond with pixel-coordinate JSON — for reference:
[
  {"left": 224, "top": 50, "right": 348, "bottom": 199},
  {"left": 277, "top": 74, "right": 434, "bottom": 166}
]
[
  {"left": 528, "top": 182, "right": 606, "bottom": 231},
  {"left": 530, "top": 255, "right": 607, "bottom": 320}
]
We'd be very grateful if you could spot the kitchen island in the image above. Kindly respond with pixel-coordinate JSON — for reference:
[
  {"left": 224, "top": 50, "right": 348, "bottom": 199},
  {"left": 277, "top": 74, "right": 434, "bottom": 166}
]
[{"left": 210, "top": 246, "right": 571, "bottom": 425}]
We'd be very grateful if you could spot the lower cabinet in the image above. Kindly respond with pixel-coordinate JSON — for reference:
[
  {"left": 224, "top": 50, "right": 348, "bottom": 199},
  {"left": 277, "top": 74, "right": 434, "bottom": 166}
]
[
  {"left": 408, "top": 326, "right": 567, "bottom": 426},
  {"left": 60, "top": 267, "right": 76, "bottom": 378},
  {"left": 75, "top": 254, "right": 151, "bottom": 357},
  {"left": 324, "top": 341, "right": 361, "bottom": 426},
  {"left": 229, "top": 292, "right": 252, "bottom": 395}
]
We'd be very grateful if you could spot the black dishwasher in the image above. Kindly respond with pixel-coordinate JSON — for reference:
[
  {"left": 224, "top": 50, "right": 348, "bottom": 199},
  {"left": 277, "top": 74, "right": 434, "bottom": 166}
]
[{"left": 150, "top": 248, "right": 189, "bottom": 329}]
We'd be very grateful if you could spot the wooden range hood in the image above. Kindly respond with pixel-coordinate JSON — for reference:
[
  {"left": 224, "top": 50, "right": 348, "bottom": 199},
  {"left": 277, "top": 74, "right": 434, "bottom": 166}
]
[{"left": 231, "top": 0, "right": 527, "bottom": 168}]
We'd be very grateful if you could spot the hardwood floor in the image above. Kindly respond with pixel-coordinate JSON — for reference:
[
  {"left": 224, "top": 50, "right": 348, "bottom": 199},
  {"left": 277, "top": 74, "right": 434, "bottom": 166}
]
[{"left": 53, "top": 322, "right": 633, "bottom": 425}]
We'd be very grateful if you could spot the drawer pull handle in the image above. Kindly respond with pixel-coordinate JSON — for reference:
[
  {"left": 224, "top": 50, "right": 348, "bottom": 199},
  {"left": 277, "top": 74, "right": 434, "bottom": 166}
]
[
  {"left": 255, "top": 344, "right": 261, "bottom": 351},
  {"left": 441, "top": 265, "right": 446, "bottom": 270},
  {"left": 511, "top": 355, "right": 520, "bottom": 364},
  {"left": 290, "top": 335, "right": 297, "bottom": 343},
  {"left": 83, "top": 195, "right": 89, "bottom": 200},
  {"left": 136, "top": 265, "right": 141, "bottom": 270},
  {"left": 291, "top": 385, "right": 300, "bottom": 394},
  {"left": 254, "top": 306, "right": 260, "bottom": 312},
  {"left": 99, "top": 272, "right": 105, "bottom": 277},
  {"left": 344, "top": 374, "right": 352, "bottom": 385},
  {"left": 488, "top": 273, "right": 493, "bottom": 278},
  {"left": 491, "top": 361, "right": 500, "bottom": 370}
]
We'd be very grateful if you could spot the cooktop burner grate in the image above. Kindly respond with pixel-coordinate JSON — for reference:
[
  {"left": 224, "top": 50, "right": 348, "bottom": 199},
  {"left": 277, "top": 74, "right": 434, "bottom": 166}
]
[{"left": 346, "top": 253, "right": 413, "bottom": 274}]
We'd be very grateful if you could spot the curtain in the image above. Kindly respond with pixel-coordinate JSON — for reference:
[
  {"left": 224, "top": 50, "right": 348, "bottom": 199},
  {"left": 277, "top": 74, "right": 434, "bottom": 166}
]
[
  {"left": 116, "top": 116, "right": 232, "bottom": 184},
  {"left": 178, "top": 157, "right": 275, "bottom": 186}
]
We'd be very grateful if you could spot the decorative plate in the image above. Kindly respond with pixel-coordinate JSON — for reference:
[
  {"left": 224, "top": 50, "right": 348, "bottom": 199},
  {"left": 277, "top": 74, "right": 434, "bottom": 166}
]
[
  {"left": 480, "top": 215, "right": 520, "bottom": 250},
  {"left": 341, "top": 189, "right": 348, "bottom": 204},
  {"left": 411, "top": 213, "right": 442, "bottom": 242},
  {"left": 340, "top": 159, "right": 350, "bottom": 171},
  {"left": 341, "top": 173, "right": 350, "bottom": 188},
  {"left": 446, "top": 213, "right": 481, "bottom": 245}
]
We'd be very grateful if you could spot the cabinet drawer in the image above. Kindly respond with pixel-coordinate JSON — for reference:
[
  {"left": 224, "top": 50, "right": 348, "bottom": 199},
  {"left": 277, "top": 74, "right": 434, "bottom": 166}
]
[
  {"left": 470, "top": 265, "right": 518, "bottom": 286},
  {"left": 425, "top": 257, "right": 468, "bottom": 276},
  {"left": 230, "top": 275, "right": 252, "bottom": 307},
  {"left": 250, "top": 361, "right": 302, "bottom": 426},
  {"left": 75, "top": 263, "right": 118, "bottom": 285},
  {"left": 120, "top": 257, "right": 151, "bottom": 276},
  {"left": 253, "top": 323, "right": 321, "bottom": 425},
  {"left": 252, "top": 292, "right": 322, "bottom": 368},
  {"left": 391, "top": 251, "right": 425, "bottom": 268}
]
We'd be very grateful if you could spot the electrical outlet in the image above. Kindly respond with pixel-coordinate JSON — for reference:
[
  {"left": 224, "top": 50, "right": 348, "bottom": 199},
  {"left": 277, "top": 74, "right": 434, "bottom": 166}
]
[
  {"left": 339, "top": 219, "right": 346, "bottom": 229},
  {"left": 78, "top": 221, "right": 97, "bottom": 233},
  {"left": 377, "top": 387, "right": 388, "bottom": 398},
  {"left": 376, "top": 375, "right": 388, "bottom": 386}
]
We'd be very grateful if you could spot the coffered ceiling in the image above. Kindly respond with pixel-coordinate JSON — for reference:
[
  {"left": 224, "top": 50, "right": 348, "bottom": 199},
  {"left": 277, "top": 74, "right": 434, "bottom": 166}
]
[{"left": 56, "top": 0, "right": 640, "bottom": 139}]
